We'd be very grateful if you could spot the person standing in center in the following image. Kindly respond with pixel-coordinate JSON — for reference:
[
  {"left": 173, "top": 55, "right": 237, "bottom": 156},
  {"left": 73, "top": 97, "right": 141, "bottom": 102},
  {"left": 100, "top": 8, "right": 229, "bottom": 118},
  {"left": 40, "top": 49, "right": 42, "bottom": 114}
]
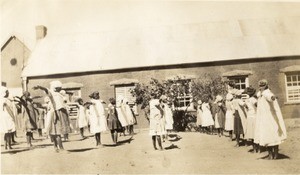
[
  {"left": 107, "top": 98, "right": 123, "bottom": 145},
  {"left": 34, "top": 81, "right": 69, "bottom": 152},
  {"left": 149, "top": 93, "right": 164, "bottom": 150},
  {"left": 89, "top": 91, "right": 107, "bottom": 147}
]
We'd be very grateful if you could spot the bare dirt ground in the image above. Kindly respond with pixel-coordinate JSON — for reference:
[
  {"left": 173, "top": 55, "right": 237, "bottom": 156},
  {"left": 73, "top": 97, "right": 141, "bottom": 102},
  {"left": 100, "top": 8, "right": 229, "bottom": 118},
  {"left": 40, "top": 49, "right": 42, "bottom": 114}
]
[{"left": 1, "top": 126, "right": 300, "bottom": 174}]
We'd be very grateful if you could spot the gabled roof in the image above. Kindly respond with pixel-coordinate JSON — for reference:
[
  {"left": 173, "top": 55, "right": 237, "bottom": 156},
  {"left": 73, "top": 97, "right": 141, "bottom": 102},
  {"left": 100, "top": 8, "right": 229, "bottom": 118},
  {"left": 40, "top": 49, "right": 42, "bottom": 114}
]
[
  {"left": 21, "top": 2, "right": 300, "bottom": 78},
  {"left": 1, "top": 35, "right": 30, "bottom": 52}
]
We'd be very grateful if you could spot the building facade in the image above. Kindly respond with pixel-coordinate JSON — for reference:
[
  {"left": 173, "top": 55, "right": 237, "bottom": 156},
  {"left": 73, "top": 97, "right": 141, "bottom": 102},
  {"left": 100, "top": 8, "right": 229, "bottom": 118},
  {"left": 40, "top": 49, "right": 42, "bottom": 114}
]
[
  {"left": 1, "top": 36, "right": 31, "bottom": 94},
  {"left": 25, "top": 56, "right": 300, "bottom": 128}
]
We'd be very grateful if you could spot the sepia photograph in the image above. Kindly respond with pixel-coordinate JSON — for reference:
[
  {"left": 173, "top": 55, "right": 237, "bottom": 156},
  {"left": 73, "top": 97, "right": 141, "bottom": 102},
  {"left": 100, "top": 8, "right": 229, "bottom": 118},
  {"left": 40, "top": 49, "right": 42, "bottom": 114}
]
[{"left": 1, "top": 0, "right": 300, "bottom": 174}]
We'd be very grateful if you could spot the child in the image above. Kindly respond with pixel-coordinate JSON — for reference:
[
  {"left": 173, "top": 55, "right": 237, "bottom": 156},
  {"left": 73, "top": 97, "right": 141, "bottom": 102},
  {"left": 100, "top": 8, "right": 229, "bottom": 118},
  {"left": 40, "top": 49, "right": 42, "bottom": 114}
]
[
  {"left": 196, "top": 100, "right": 204, "bottom": 133},
  {"left": 201, "top": 96, "right": 214, "bottom": 135},
  {"left": 76, "top": 98, "right": 88, "bottom": 139},
  {"left": 107, "top": 98, "right": 123, "bottom": 145},
  {"left": 88, "top": 91, "right": 107, "bottom": 147},
  {"left": 214, "top": 95, "right": 226, "bottom": 137},
  {"left": 255, "top": 79, "right": 287, "bottom": 159},
  {"left": 164, "top": 99, "right": 174, "bottom": 140}
]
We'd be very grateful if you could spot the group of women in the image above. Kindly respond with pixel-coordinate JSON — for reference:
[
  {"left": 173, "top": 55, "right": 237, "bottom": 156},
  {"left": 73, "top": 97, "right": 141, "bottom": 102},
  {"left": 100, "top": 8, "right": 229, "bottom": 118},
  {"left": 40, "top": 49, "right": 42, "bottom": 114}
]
[
  {"left": 196, "top": 79, "right": 287, "bottom": 160},
  {"left": 1, "top": 79, "right": 287, "bottom": 159},
  {"left": 1, "top": 80, "right": 136, "bottom": 152}
]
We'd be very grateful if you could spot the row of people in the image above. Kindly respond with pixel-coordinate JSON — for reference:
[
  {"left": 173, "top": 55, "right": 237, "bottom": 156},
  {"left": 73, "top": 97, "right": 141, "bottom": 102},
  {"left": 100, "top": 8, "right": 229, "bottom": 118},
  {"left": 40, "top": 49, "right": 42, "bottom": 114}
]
[{"left": 195, "top": 79, "right": 287, "bottom": 160}]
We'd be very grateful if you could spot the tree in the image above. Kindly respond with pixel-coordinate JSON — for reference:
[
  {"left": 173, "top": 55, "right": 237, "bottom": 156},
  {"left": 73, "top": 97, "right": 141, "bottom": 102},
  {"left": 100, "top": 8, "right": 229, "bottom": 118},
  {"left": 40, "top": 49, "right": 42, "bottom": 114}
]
[{"left": 130, "top": 74, "right": 227, "bottom": 131}]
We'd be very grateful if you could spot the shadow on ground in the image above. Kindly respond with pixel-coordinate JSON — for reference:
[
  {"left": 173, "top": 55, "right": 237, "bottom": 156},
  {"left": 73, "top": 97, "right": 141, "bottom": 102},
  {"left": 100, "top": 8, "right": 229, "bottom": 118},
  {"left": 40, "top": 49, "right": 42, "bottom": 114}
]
[
  {"left": 259, "top": 153, "right": 290, "bottom": 160},
  {"left": 67, "top": 148, "right": 95, "bottom": 153},
  {"left": 1, "top": 147, "right": 31, "bottom": 155}
]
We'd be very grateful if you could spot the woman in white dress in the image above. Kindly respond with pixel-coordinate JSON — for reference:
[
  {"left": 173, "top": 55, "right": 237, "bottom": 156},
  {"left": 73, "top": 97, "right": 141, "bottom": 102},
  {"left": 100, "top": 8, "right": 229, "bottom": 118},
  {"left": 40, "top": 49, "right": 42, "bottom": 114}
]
[
  {"left": 196, "top": 100, "right": 204, "bottom": 133},
  {"left": 115, "top": 98, "right": 128, "bottom": 136},
  {"left": 254, "top": 79, "right": 287, "bottom": 160},
  {"left": 225, "top": 93, "right": 234, "bottom": 140},
  {"left": 123, "top": 98, "right": 135, "bottom": 135},
  {"left": 89, "top": 91, "right": 107, "bottom": 147},
  {"left": 243, "top": 87, "right": 259, "bottom": 152},
  {"left": 149, "top": 93, "right": 164, "bottom": 150},
  {"left": 201, "top": 96, "right": 214, "bottom": 135},
  {"left": 1, "top": 86, "right": 16, "bottom": 150}
]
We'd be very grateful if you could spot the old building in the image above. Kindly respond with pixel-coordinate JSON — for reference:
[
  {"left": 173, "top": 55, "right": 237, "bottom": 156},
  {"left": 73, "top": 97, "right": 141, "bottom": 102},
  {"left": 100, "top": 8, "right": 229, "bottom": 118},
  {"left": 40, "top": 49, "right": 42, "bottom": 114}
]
[
  {"left": 20, "top": 2, "right": 300, "bottom": 128},
  {"left": 1, "top": 35, "right": 31, "bottom": 96}
]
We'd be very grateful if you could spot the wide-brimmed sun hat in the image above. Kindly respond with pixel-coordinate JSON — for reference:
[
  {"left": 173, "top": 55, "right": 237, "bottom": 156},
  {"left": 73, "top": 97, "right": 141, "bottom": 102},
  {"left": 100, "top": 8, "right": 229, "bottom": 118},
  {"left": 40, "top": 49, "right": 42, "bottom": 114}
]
[{"left": 258, "top": 79, "right": 268, "bottom": 87}]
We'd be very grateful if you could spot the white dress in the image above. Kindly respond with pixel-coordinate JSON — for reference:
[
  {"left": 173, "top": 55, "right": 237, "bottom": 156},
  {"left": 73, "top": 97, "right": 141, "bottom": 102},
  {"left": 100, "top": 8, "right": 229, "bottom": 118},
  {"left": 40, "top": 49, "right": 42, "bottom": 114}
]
[
  {"left": 201, "top": 103, "right": 214, "bottom": 127},
  {"left": 225, "top": 100, "right": 234, "bottom": 131},
  {"left": 77, "top": 105, "right": 88, "bottom": 128},
  {"left": 124, "top": 104, "right": 135, "bottom": 125},
  {"left": 115, "top": 106, "right": 128, "bottom": 127},
  {"left": 149, "top": 99, "right": 164, "bottom": 136},
  {"left": 164, "top": 104, "right": 174, "bottom": 130},
  {"left": 44, "top": 102, "right": 54, "bottom": 133},
  {"left": 196, "top": 105, "right": 203, "bottom": 126},
  {"left": 0, "top": 98, "right": 16, "bottom": 133},
  {"left": 254, "top": 89, "right": 287, "bottom": 146},
  {"left": 89, "top": 99, "right": 107, "bottom": 134},
  {"left": 244, "top": 97, "right": 257, "bottom": 139}
]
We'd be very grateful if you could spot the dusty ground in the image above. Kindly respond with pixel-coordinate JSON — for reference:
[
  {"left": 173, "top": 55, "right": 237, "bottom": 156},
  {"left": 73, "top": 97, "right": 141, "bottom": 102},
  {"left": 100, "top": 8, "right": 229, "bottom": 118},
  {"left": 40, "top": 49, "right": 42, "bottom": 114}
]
[{"left": 1, "top": 126, "right": 300, "bottom": 174}]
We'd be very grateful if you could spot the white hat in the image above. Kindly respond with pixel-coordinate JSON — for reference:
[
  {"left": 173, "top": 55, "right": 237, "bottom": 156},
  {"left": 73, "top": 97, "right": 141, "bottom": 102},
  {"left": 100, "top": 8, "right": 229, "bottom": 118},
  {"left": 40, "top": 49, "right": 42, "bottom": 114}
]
[
  {"left": 50, "top": 80, "right": 62, "bottom": 90},
  {"left": 226, "top": 93, "right": 233, "bottom": 101},
  {"left": 215, "top": 95, "right": 223, "bottom": 103}
]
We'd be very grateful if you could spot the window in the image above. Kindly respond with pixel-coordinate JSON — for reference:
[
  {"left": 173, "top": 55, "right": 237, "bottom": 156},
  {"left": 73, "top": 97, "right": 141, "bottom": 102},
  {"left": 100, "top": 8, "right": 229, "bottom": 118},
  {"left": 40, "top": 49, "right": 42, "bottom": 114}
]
[
  {"left": 222, "top": 70, "right": 252, "bottom": 90},
  {"left": 285, "top": 73, "right": 300, "bottom": 102},
  {"left": 280, "top": 65, "right": 300, "bottom": 103},
  {"left": 228, "top": 76, "right": 249, "bottom": 90},
  {"left": 115, "top": 85, "right": 136, "bottom": 106},
  {"left": 171, "top": 78, "right": 194, "bottom": 111},
  {"left": 115, "top": 84, "right": 138, "bottom": 114}
]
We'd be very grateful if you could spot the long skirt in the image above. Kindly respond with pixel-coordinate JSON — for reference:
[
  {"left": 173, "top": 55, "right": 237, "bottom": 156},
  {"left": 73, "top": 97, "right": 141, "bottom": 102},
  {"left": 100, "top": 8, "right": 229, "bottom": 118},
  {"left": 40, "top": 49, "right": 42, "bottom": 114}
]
[
  {"left": 245, "top": 115, "right": 255, "bottom": 139},
  {"left": 0, "top": 112, "right": 16, "bottom": 133},
  {"left": 225, "top": 110, "right": 234, "bottom": 131},
  {"left": 37, "top": 117, "right": 45, "bottom": 129},
  {"left": 48, "top": 111, "right": 62, "bottom": 135},
  {"left": 233, "top": 110, "right": 244, "bottom": 135},
  {"left": 116, "top": 108, "right": 129, "bottom": 127},
  {"left": 58, "top": 108, "right": 71, "bottom": 134}
]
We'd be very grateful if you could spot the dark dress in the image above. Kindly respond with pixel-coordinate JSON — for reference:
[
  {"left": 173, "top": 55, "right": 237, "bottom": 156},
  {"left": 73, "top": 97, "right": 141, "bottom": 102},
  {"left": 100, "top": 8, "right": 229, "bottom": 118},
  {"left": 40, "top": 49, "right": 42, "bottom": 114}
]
[
  {"left": 23, "top": 100, "right": 37, "bottom": 131},
  {"left": 107, "top": 104, "right": 123, "bottom": 132},
  {"left": 233, "top": 110, "right": 244, "bottom": 135},
  {"left": 215, "top": 103, "right": 226, "bottom": 129}
]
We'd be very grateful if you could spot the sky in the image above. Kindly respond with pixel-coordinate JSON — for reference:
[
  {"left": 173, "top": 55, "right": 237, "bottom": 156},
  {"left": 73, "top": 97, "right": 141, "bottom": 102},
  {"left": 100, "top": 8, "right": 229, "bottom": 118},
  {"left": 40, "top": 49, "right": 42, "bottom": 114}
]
[{"left": 2, "top": 0, "right": 300, "bottom": 50}]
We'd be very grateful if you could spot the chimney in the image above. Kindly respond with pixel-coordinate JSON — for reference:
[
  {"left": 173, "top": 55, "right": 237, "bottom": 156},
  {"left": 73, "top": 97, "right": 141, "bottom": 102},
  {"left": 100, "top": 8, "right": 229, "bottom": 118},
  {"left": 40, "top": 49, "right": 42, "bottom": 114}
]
[{"left": 35, "top": 25, "right": 47, "bottom": 40}]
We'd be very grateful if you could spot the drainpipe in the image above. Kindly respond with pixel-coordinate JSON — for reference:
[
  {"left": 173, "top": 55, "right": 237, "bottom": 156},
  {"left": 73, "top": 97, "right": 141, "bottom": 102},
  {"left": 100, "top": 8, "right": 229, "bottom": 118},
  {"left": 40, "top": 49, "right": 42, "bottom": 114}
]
[{"left": 22, "top": 77, "right": 27, "bottom": 92}]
